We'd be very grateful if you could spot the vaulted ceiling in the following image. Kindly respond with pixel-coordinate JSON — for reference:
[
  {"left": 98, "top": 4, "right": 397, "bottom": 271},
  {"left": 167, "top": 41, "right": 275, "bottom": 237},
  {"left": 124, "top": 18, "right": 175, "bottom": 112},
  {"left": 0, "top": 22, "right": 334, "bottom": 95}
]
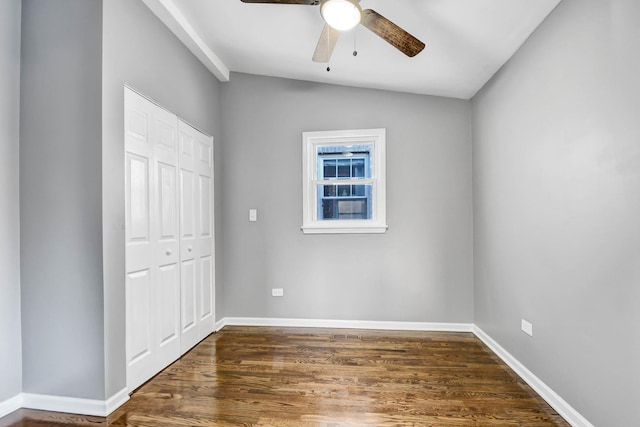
[{"left": 143, "top": 0, "right": 561, "bottom": 99}]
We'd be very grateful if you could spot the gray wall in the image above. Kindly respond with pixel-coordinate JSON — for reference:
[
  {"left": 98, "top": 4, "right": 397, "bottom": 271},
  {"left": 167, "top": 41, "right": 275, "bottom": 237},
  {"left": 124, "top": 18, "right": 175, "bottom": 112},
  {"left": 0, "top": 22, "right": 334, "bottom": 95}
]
[
  {"left": 0, "top": 0, "right": 22, "bottom": 403},
  {"left": 472, "top": 0, "right": 640, "bottom": 425},
  {"left": 102, "top": 0, "right": 223, "bottom": 397},
  {"left": 20, "top": 0, "right": 105, "bottom": 399},
  {"left": 15, "top": 0, "right": 224, "bottom": 403},
  {"left": 221, "top": 73, "right": 473, "bottom": 322}
]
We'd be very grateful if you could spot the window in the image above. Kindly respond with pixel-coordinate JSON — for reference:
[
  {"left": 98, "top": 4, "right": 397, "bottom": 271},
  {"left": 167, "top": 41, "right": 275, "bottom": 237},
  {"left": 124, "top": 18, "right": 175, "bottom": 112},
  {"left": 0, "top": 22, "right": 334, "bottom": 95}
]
[{"left": 302, "top": 128, "right": 387, "bottom": 234}]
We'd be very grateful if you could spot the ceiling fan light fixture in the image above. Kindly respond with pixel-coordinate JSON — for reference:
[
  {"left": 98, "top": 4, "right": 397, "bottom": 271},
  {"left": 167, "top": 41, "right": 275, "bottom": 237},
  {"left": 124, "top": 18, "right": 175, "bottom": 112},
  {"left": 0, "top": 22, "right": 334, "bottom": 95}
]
[{"left": 320, "top": 0, "right": 362, "bottom": 31}]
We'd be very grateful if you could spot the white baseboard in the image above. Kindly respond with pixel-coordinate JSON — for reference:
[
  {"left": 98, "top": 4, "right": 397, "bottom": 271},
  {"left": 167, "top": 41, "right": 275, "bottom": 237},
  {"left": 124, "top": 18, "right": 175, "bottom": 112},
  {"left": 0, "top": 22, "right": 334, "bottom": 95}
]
[
  {"left": 18, "top": 387, "right": 129, "bottom": 418},
  {"left": 215, "top": 317, "right": 226, "bottom": 332},
  {"left": 472, "top": 325, "right": 593, "bottom": 427},
  {"left": 21, "top": 393, "right": 104, "bottom": 416},
  {"left": 104, "top": 388, "right": 129, "bottom": 415},
  {"left": 219, "top": 316, "right": 474, "bottom": 332},
  {"left": 0, "top": 394, "right": 23, "bottom": 418}
]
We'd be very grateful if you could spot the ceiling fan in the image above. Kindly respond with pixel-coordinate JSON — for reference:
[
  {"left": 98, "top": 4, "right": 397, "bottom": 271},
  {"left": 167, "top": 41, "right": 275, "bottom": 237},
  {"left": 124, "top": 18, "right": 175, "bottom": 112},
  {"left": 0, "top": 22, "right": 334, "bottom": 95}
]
[{"left": 240, "top": 0, "right": 425, "bottom": 63}]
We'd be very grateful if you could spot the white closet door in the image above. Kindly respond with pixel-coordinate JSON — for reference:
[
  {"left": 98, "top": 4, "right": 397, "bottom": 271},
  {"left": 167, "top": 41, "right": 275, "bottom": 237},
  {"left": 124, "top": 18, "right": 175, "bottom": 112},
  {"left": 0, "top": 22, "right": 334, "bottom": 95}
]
[
  {"left": 178, "top": 120, "right": 215, "bottom": 354},
  {"left": 125, "top": 88, "right": 181, "bottom": 391}
]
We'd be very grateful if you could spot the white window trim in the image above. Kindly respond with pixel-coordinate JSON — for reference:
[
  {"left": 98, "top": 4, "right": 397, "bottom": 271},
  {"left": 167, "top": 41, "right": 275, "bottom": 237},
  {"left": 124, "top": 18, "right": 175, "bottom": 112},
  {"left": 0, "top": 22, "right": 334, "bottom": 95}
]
[{"left": 302, "top": 128, "right": 387, "bottom": 234}]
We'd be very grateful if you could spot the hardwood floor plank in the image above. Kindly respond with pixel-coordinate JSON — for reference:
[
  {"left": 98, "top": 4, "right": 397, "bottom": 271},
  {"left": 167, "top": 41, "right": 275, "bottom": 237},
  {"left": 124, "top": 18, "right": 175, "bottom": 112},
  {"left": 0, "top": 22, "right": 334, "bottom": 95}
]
[{"left": 0, "top": 326, "right": 569, "bottom": 426}]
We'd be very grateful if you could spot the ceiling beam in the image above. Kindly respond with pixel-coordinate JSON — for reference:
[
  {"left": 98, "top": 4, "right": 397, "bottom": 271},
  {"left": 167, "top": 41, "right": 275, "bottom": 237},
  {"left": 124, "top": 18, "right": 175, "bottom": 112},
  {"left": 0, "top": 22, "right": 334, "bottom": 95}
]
[{"left": 142, "top": 0, "right": 230, "bottom": 82}]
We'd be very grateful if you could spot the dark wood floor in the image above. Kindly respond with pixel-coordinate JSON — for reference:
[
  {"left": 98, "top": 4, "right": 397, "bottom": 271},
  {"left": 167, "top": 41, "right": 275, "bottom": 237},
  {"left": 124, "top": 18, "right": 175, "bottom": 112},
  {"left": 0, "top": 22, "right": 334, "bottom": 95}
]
[{"left": 2, "top": 326, "right": 569, "bottom": 426}]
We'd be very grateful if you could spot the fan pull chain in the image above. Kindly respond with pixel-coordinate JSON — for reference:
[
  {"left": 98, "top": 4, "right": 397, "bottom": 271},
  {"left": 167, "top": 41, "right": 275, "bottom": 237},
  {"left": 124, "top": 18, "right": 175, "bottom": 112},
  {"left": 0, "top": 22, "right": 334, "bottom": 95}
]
[
  {"left": 353, "top": 28, "right": 358, "bottom": 57},
  {"left": 327, "top": 25, "right": 331, "bottom": 72}
]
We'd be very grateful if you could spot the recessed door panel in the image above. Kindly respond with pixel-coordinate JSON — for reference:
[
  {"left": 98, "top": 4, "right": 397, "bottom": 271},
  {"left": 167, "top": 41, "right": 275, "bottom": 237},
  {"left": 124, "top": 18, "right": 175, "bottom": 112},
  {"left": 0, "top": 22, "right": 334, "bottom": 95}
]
[
  {"left": 158, "top": 263, "right": 179, "bottom": 347},
  {"left": 126, "top": 108, "right": 149, "bottom": 143},
  {"left": 180, "top": 133, "right": 194, "bottom": 158},
  {"left": 158, "top": 163, "right": 177, "bottom": 240},
  {"left": 181, "top": 259, "right": 196, "bottom": 332},
  {"left": 199, "top": 175, "right": 211, "bottom": 238},
  {"left": 200, "top": 255, "right": 213, "bottom": 321},
  {"left": 157, "top": 120, "right": 176, "bottom": 151},
  {"left": 199, "top": 141, "right": 211, "bottom": 167},
  {"left": 180, "top": 170, "right": 195, "bottom": 239},
  {"left": 126, "top": 269, "right": 152, "bottom": 365},
  {"left": 126, "top": 154, "right": 150, "bottom": 242},
  {"left": 180, "top": 257, "right": 199, "bottom": 354}
]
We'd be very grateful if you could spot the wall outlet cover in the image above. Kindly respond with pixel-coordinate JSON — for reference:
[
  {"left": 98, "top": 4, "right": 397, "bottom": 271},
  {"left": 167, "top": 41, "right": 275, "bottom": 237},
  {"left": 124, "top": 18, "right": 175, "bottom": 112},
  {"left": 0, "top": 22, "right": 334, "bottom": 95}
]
[{"left": 271, "top": 288, "right": 284, "bottom": 297}]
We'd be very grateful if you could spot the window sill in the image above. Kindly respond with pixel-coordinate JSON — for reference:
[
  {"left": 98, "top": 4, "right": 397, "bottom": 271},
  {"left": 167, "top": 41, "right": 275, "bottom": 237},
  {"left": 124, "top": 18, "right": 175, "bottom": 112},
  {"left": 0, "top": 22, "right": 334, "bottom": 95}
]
[{"left": 301, "top": 223, "right": 388, "bottom": 234}]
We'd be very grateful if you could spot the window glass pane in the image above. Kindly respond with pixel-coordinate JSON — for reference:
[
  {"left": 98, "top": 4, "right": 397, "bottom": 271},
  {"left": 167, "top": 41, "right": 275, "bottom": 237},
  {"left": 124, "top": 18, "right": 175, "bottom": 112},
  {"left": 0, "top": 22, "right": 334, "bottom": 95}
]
[
  {"left": 337, "top": 185, "right": 351, "bottom": 197},
  {"left": 316, "top": 184, "right": 373, "bottom": 220},
  {"left": 323, "top": 184, "right": 336, "bottom": 197},
  {"left": 323, "top": 159, "right": 336, "bottom": 178},
  {"left": 352, "top": 159, "right": 365, "bottom": 178},
  {"left": 322, "top": 199, "right": 338, "bottom": 220},
  {"left": 353, "top": 185, "right": 365, "bottom": 197},
  {"left": 337, "top": 159, "right": 350, "bottom": 178}
]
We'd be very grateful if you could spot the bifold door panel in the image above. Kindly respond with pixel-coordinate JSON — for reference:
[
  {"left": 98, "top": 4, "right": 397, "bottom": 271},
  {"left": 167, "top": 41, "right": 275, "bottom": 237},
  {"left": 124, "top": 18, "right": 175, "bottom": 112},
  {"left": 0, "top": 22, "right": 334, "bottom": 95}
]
[{"left": 178, "top": 121, "right": 215, "bottom": 354}]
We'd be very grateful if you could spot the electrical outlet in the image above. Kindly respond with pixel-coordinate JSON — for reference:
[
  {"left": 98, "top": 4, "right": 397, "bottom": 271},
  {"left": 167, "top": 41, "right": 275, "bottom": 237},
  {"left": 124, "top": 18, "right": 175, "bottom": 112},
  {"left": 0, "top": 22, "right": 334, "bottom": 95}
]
[
  {"left": 521, "top": 319, "right": 533, "bottom": 337},
  {"left": 249, "top": 209, "right": 257, "bottom": 222},
  {"left": 271, "top": 288, "right": 284, "bottom": 297}
]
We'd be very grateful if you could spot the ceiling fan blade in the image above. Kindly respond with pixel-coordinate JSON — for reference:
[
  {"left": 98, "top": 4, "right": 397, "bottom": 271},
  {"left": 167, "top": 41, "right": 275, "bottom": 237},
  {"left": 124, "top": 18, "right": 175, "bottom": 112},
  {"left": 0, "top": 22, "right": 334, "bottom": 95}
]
[
  {"left": 360, "top": 9, "right": 425, "bottom": 57},
  {"left": 312, "top": 23, "right": 340, "bottom": 63},
  {"left": 240, "top": 0, "right": 319, "bottom": 4}
]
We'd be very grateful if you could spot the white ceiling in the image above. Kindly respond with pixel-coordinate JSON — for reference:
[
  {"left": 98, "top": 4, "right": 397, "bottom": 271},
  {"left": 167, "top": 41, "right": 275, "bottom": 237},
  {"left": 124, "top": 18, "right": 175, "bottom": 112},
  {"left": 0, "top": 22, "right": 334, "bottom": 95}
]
[{"left": 145, "top": 0, "right": 561, "bottom": 100}]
